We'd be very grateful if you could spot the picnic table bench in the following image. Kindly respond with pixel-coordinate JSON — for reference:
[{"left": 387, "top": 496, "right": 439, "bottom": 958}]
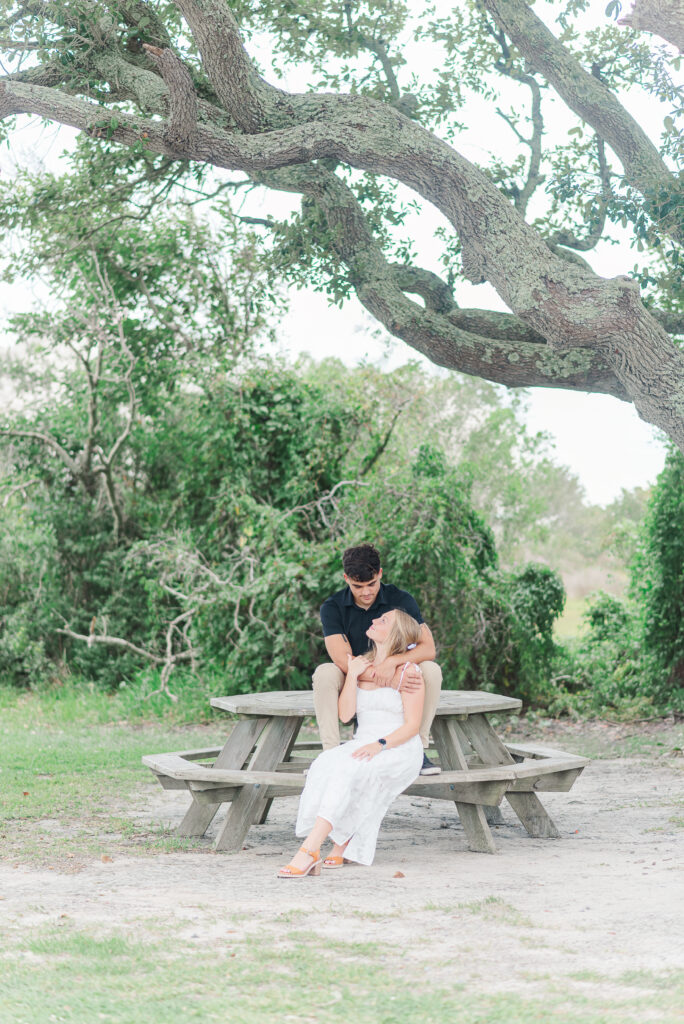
[{"left": 143, "top": 689, "right": 588, "bottom": 855}]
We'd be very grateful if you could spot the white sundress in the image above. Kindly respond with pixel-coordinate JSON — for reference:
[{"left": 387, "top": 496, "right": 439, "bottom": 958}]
[{"left": 295, "top": 685, "right": 423, "bottom": 865}]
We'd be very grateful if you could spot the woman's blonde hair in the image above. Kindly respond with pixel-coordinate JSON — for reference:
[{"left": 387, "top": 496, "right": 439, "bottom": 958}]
[{"left": 368, "top": 608, "right": 422, "bottom": 661}]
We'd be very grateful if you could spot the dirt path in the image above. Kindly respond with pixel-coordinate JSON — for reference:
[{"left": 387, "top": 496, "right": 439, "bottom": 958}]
[{"left": 2, "top": 719, "right": 683, "bottom": 1019}]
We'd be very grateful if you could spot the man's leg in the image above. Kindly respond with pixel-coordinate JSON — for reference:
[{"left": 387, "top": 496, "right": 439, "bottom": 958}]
[
  {"left": 419, "top": 661, "right": 443, "bottom": 748},
  {"left": 312, "top": 663, "right": 345, "bottom": 750}
]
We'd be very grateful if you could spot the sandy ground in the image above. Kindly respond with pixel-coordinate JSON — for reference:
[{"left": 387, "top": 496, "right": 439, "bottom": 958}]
[{"left": 2, "top": 722, "right": 684, "bottom": 1004}]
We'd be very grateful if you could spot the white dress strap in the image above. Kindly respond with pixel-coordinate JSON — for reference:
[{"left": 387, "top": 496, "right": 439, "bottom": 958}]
[{"left": 396, "top": 662, "right": 411, "bottom": 691}]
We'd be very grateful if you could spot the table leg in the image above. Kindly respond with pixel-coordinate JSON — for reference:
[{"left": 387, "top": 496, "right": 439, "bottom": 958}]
[
  {"left": 458, "top": 714, "right": 560, "bottom": 839},
  {"left": 256, "top": 723, "right": 301, "bottom": 825},
  {"left": 431, "top": 718, "right": 498, "bottom": 854},
  {"left": 177, "top": 717, "right": 267, "bottom": 838},
  {"left": 484, "top": 805, "right": 506, "bottom": 825},
  {"left": 448, "top": 717, "right": 507, "bottom": 824},
  {"left": 214, "top": 715, "right": 303, "bottom": 852},
  {"left": 505, "top": 792, "right": 560, "bottom": 838}
]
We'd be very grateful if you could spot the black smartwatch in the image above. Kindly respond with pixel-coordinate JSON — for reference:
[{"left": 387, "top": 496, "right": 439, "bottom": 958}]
[{"left": 377, "top": 738, "right": 387, "bottom": 748}]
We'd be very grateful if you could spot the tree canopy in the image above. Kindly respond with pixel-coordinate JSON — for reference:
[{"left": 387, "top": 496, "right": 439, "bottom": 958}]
[{"left": 0, "top": 1, "right": 682, "bottom": 448}]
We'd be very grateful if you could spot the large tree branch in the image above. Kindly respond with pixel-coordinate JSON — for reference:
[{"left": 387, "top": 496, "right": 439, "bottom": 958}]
[
  {"left": 619, "top": 1, "right": 684, "bottom": 51},
  {"left": 389, "top": 264, "right": 456, "bottom": 314},
  {"left": 264, "top": 164, "right": 627, "bottom": 397},
  {"left": 0, "top": 80, "right": 674, "bottom": 396},
  {"left": 4, "top": 61, "right": 76, "bottom": 88},
  {"left": 85, "top": 46, "right": 232, "bottom": 129},
  {"left": 2, "top": 36, "right": 683, "bottom": 445},
  {"left": 389, "top": 263, "right": 559, "bottom": 344},
  {"left": 174, "top": 0, "right": 293, "bottom": 131},
  {"left": 480, "top": 0, "right": 680, "bottom": 241},
  {"left": 142, "top": 44, "right": 198, "bottom": 148}
]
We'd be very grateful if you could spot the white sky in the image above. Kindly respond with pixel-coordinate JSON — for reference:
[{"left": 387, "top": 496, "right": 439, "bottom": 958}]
[{"left": 0, "top": 5, "right": 676, "bottom": 506}]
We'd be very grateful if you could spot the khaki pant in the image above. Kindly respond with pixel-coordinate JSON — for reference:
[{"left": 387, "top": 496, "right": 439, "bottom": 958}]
[{"left": 312, "top": 661, "right": 443, "bottom": 750}]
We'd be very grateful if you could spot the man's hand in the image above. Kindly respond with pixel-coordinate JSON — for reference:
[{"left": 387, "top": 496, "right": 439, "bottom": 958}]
[
  {"left": 398, "top": 663, "right": 423, "bottom": 693},
  {"left": 370, "top": 660, "right": 423, "bottom": 689},
  {"left": 369, "top": 659, "right": 397, "bottom": 687}
]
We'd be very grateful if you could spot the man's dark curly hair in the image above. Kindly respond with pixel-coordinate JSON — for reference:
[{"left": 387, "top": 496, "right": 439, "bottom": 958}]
[{"left": 342, "top": 543, "right": 381, "bottom": 582}]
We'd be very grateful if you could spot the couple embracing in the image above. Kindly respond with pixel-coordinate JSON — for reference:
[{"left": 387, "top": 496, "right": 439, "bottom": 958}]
[{"left": 278, "top": 544, "right": 443, "bottom": 878}]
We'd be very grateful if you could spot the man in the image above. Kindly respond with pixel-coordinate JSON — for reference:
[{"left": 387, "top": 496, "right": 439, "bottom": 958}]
[{"left": 312, "top": 543, "right": 443, "bottom": 775}]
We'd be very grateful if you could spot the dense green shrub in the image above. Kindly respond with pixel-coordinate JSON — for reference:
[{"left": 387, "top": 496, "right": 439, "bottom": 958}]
[
  {"left": 632, "top": 447, "right": 684, "bottom": 711},
  {"left": 546, "top": 450, "right": 684, "bottom": 718},
  {"left": 550, "top": 593, "right": 646, "bottom": 717},
  {"left": 0, "top": 360, "right": 567, "bottom": 704}
]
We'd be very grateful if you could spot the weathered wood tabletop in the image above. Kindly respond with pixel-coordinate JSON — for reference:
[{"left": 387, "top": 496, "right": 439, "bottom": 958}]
[{"left": 144, "top": 689, "right": 588, "bottom": 855}]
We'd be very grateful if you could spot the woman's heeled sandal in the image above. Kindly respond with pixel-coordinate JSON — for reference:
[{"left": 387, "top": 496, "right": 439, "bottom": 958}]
[
  {"left": 277, "top": 846, "right": 321, "bottom": 878},
  {"left": 322, "top": 855, "right": 345, "bottom": 869},
  {"left": 323, "top": 841, "right": 350, "bottom": 869}
]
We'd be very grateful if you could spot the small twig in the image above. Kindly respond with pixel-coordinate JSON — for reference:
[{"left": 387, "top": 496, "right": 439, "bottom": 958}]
[
  {"left": 1, "top": 477, "right": 41, "bottom": 506},
  {"left": 550, "top": 134, "right": 611, "bottom": 252},
  {"left": 278, "top": 479, "right": 370, "bottom": 527}
]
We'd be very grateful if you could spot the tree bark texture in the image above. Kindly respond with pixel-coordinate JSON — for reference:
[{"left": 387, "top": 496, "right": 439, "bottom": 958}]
[
  {"left": 1, "top": 0, "right": 682, "bottom": 450},
  {"left": 619, "top": 0, "right": 684, "bottom": 51}
]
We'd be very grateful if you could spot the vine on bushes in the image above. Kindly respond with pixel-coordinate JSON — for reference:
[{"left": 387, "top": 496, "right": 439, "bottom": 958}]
[{"left": 0, "top": 360, "right": 566, "bottom": 706}]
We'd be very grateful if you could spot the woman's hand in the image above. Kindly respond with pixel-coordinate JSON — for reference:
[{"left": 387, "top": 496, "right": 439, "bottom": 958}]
[
  {"left": 351, "top": 741, "right": 385, "bottom": 761},
  {"left": 346, "top": 654, "right": 370, "bottom": 679}
]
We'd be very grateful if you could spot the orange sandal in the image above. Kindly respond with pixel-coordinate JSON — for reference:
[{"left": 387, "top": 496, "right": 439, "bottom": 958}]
[
  {"left": 277, "top": 846, "right": 321, "bottom": 878},
  {"left": 323, "top": 840, "right": 350, "bottom": 869}
]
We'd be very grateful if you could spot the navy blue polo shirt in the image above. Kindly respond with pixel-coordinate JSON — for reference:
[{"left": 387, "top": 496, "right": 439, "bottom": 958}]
[{"left": 320, "top": 582, "right": 424, "bottom": 656}]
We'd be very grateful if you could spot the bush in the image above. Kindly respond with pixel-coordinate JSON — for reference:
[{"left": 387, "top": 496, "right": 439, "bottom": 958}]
[
  {"left": 632, "top": 447, "right": 684, "bottom": 711},
  {"left": 550, "top": 593, "right": 646, "bottom": 717},
  {"left": 0, "top": 364, "right": 567, "bottom": 708}
]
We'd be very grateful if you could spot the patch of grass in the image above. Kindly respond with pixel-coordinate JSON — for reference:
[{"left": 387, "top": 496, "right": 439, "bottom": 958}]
[
  {"left": 617, "top": 967, "right": 684, "bottom": 988},
  {"left": 456, "top": 896, "right": 535, "bottom": 928},
  {"left": 0, "top": 686, "right": 229, "bottom": 865},
  {"left": 0, "top": 673, "right": 232, "bottom": 727},
  {"left": 508, "top": 716, "right": 684, "bottom": 762},
  {"left": 572, "top": 726, "right": 684, "bottom": 760},
  {"left": 554, "top": 597, "right": 590, "bottom": 639},
  {"left": 346, "top": 908, "right": 401, "bottom": 920},
  {"left": 272, "top": 909, "right": 307, "bottom": 924},
  {"left": 3, "top": 921, "right": 683, "bottom": 1024}
]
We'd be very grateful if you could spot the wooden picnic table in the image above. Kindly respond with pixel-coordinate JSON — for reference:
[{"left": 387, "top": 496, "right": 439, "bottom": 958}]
[{"left": 143, "top": 689, "right": 588, "bottom": 855}]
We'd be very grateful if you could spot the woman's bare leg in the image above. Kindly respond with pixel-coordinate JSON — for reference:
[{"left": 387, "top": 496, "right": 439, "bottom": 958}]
[
  {"left": 326, "top": 839, "right": 350, "bottom": 860},
  {"left": 287, "top": 816, "right": 333, "bottom": 871}
]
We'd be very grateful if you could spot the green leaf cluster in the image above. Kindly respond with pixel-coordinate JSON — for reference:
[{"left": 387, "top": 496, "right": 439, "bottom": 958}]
[{"left": 552, "top": 449, "right": 684, "bottom": 717}]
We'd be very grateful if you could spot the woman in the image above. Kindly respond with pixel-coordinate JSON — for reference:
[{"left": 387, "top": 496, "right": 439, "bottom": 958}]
[{"left": 278, "top": 608, "right": 425, "bottom": 877}]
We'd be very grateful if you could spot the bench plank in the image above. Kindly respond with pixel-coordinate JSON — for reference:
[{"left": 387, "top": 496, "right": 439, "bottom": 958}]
[
  {"left": 152, "top": 761, "right": 517, "bottom": 788},
  {"left": 509, "top": 768, "right": 584, "bottom": 793}
]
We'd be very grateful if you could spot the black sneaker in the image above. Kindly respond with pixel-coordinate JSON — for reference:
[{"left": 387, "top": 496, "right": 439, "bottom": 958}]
[{"left": 420, "top": 753, "right": 441, "bottom": 775}]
